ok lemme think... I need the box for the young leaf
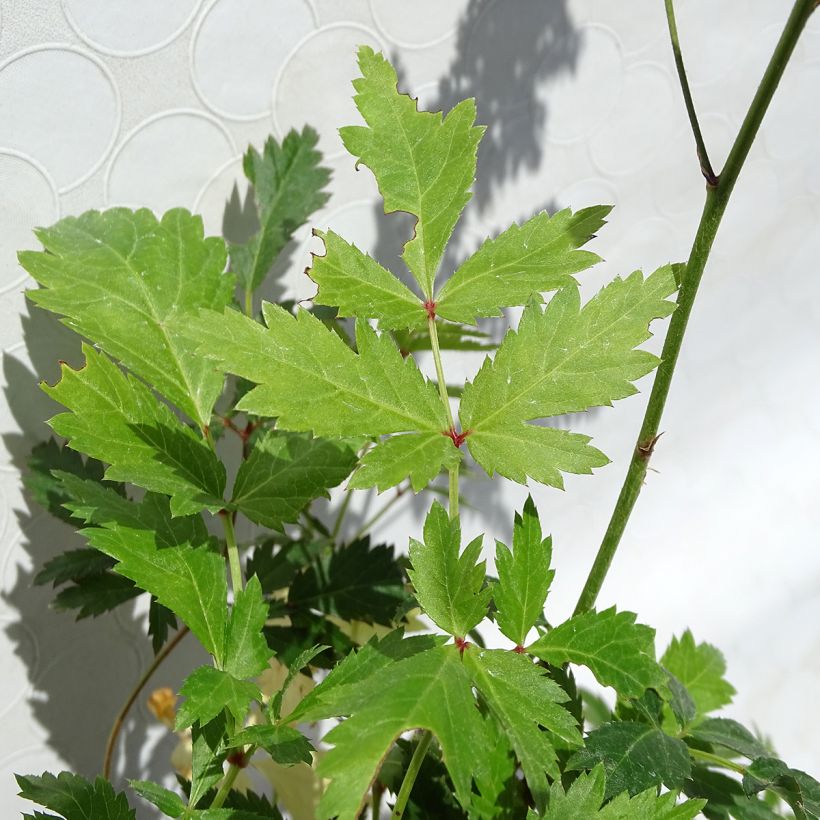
[189,713,229,809]
[231,128,330,293]
[689,717,768,760]
[528,607,666,699]
[129,780,185,817]
[195,304,446,436]
[231,431,357,530]
[16,771,135,819]
[567,722,691,799]
[493,495,554,646]
[436,206,610,324]
[44,345,225,515]
[25,438,114,524]
[176,666,261,730]
[340,46,484,297]
[288,538,407,624]
[316,646,487,819]
[464,648,581,812]
[309,230,425,329]
[231,725,314,766]
[269,644,327,722]
[224,576,272,679]
[542,764,705,819]
[59,476,228,664]
[459,267,677,487]
[408,502,492,637]
[22,207,232,426]
[348,433,461,493]
[661,630,736,720]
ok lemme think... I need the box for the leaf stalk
[391,730,434,819]
[575,0,817,615]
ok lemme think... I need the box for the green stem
[575,0,816,616]
[102,626,190,779]
[220,511,244,594]
[663,0,717,185]
[208,758,243,809]
[689,747,746,775]
[331,489,354,540]
[391,731,434,819]
[350,485,407,542]
[427,316,456,430]
[448,467,459,520]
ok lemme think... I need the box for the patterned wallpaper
[1,0,819,815]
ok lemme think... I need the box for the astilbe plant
[13,4,820,818]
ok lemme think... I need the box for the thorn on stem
[636,432,664,462]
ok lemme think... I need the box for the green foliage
[231,127,330,293]
[407,502,492,637]
[176,666,261,729]
[22,207,232,427]
[529,607,666,698]
[493,495,554,646]
[17,771,135,819]
[231,725,314,766]
[661,630,736,720]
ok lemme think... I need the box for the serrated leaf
[25,438,114,524]
[355,436,462,497]
[742,757,820,819]
[529,607,666,698]
[53,572,140,619]
[661,630,736,720]
[288,538,407,624]
[340,46,483,297]
[568,722,691,799]
[224,576,272,679]
[317,645,487,819]
[543,764,705,819]
[16,771,135,820]
[269,643,327,722]
[231,128,330,293]
[231,725,314,766]
[23,207,232,426]
[464,648,581,812]
[665,670,697,729]
[408,502,492,637]
[309,230,425,329]
[195,304,446,436]
[35,548,116,588]
[289,629,441,723]
[436,206,610,324]
[176,666,261,730]
[148,597,177,654]
[493,495,554,646]
[231,430,356,530]
[59,476,228,664]
[190,714,229,809]
[685,766,783,820]
[129,780,185,817]
[459,267,677,487]
[44,345,225,515]
[690,717,769,760]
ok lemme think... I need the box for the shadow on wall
[1,0,583,814]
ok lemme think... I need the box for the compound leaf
[309,230,425,329]
[464,648,581,812]
[436,206,610,324]
[44,345,225,515]
[16,771,135,820]
[661,630,736,721]
[568,722,691,799]
[231,431,357,530]
[529,607,666,699]
[23,207,232,426]
[408,502,492,637]
[460,267,677,488]
[347,432,461,493]
[493,495,554,646]
[195,304,446,436]
[316,646,486,819]
[340,46,484,297]
[232,128,330,293]
[176,666,261,730]
[59,476,228,665]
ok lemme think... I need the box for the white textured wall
[1,1,819,815]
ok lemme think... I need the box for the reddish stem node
[513,644,526,654]
[443,427,471,448]
[226,750,249,768]
[423,299,437,320]
[454,636,471,656]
